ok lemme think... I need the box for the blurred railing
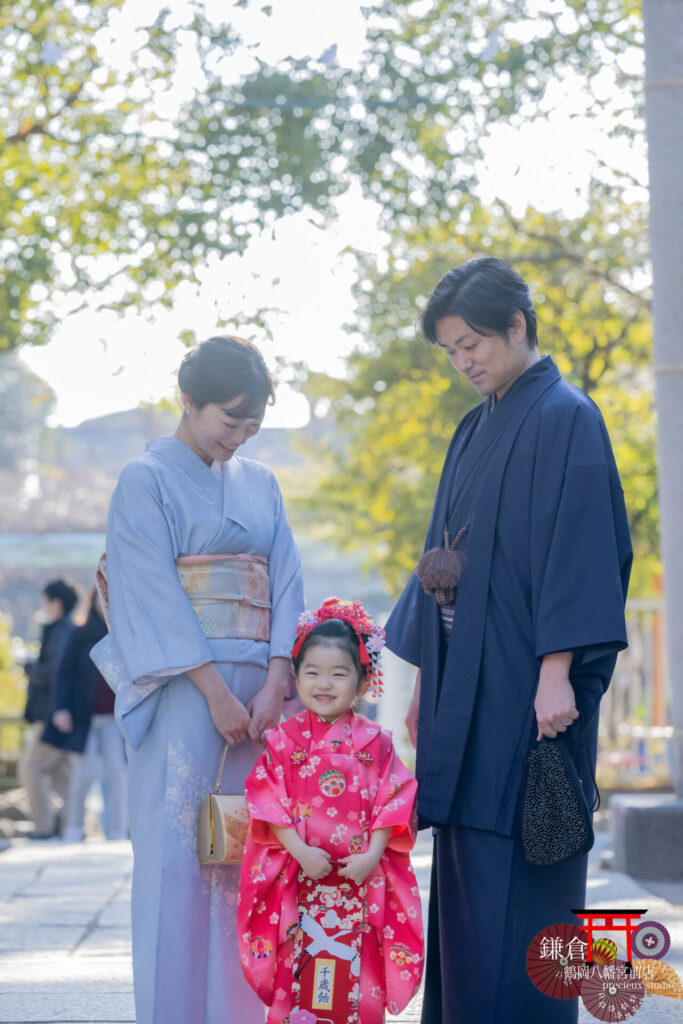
[597,596,674,789]
[0,715,28,791]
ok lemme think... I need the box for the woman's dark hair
[292,619,367,683]
[177,335,275,416]
[43,579,79,616]
[420,257,538,349]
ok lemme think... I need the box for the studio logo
[526,908,682,1020]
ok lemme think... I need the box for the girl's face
[177,393,263,466]
[296,641,367,724]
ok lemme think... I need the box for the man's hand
[534,651,579,740]
[405,670,421,749]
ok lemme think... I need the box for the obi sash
[96,552,271,642]
[175,553,270,642]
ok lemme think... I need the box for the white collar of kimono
[146,436,254,530]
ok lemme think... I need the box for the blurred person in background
[42,586,128,842]
[19,578,78,838]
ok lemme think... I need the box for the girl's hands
[337,851,380,885]
[248,657,291,743]
[297,845,333,880]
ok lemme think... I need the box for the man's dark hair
[420,257,538,349]
[43,579,79,616]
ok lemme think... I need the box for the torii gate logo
[525,908,682,1020]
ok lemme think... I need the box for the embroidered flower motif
[355,750,373,764]
[290,749,308,765]
[250,936,272,958]
[318,768,346,797]
[326,807,339,818]
[292,801,312,823]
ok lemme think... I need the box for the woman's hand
[534,651,579,740]
[52,710,73,734]
[405,670,421,749]
[248,657,291,743]
[188,662,259,745]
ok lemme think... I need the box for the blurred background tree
[3,0,655,593]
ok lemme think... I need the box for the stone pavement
[0,830,682,1024]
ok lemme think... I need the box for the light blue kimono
[91,436,304,1024]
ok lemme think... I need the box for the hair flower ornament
[292,597,386,696]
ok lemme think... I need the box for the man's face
[434,313,537,400]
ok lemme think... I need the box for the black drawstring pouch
[522,730,600,867]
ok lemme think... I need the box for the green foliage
[297,191,657,596]
[0,614,25,717]
[2,0,645,350]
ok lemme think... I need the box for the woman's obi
[92,551,273,749]
[175,553,271,642]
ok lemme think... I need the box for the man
[19,579,78,838]
[385,258,631,1022]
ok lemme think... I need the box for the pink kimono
[237,709,424,1023]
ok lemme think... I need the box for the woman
[91,336,305,1024]
[42,587,128,842]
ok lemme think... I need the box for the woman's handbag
[197,742,250,865]
[522,731,599,867]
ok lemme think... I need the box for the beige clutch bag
[197,742,250,865]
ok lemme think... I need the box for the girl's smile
[296,641,367,723]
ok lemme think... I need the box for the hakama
[237,710,424,1023]
[385,357,632,1022]
[92,437,304,1024]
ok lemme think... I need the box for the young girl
[238,598,424,1024]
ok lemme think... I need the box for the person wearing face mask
[384,258,632,1024]
[19,578,79,839]
[90,335,304,1024]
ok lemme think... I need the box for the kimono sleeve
[532,400,631,667]
[245,730,296,845]
[384,572,424,668]
[104,460,214,684]
[266,476,304,660]
[369,733,418,853]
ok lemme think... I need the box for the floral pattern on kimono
[237,710,424,1023]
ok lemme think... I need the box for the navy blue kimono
[385,356,632,1023]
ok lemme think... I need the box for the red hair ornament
[292,597,386,697]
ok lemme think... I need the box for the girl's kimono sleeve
[368,734,424,1014]
[91,460,214,748]
[266,475,304,660]
[370,732,418,852]
[238,731,299,1006]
